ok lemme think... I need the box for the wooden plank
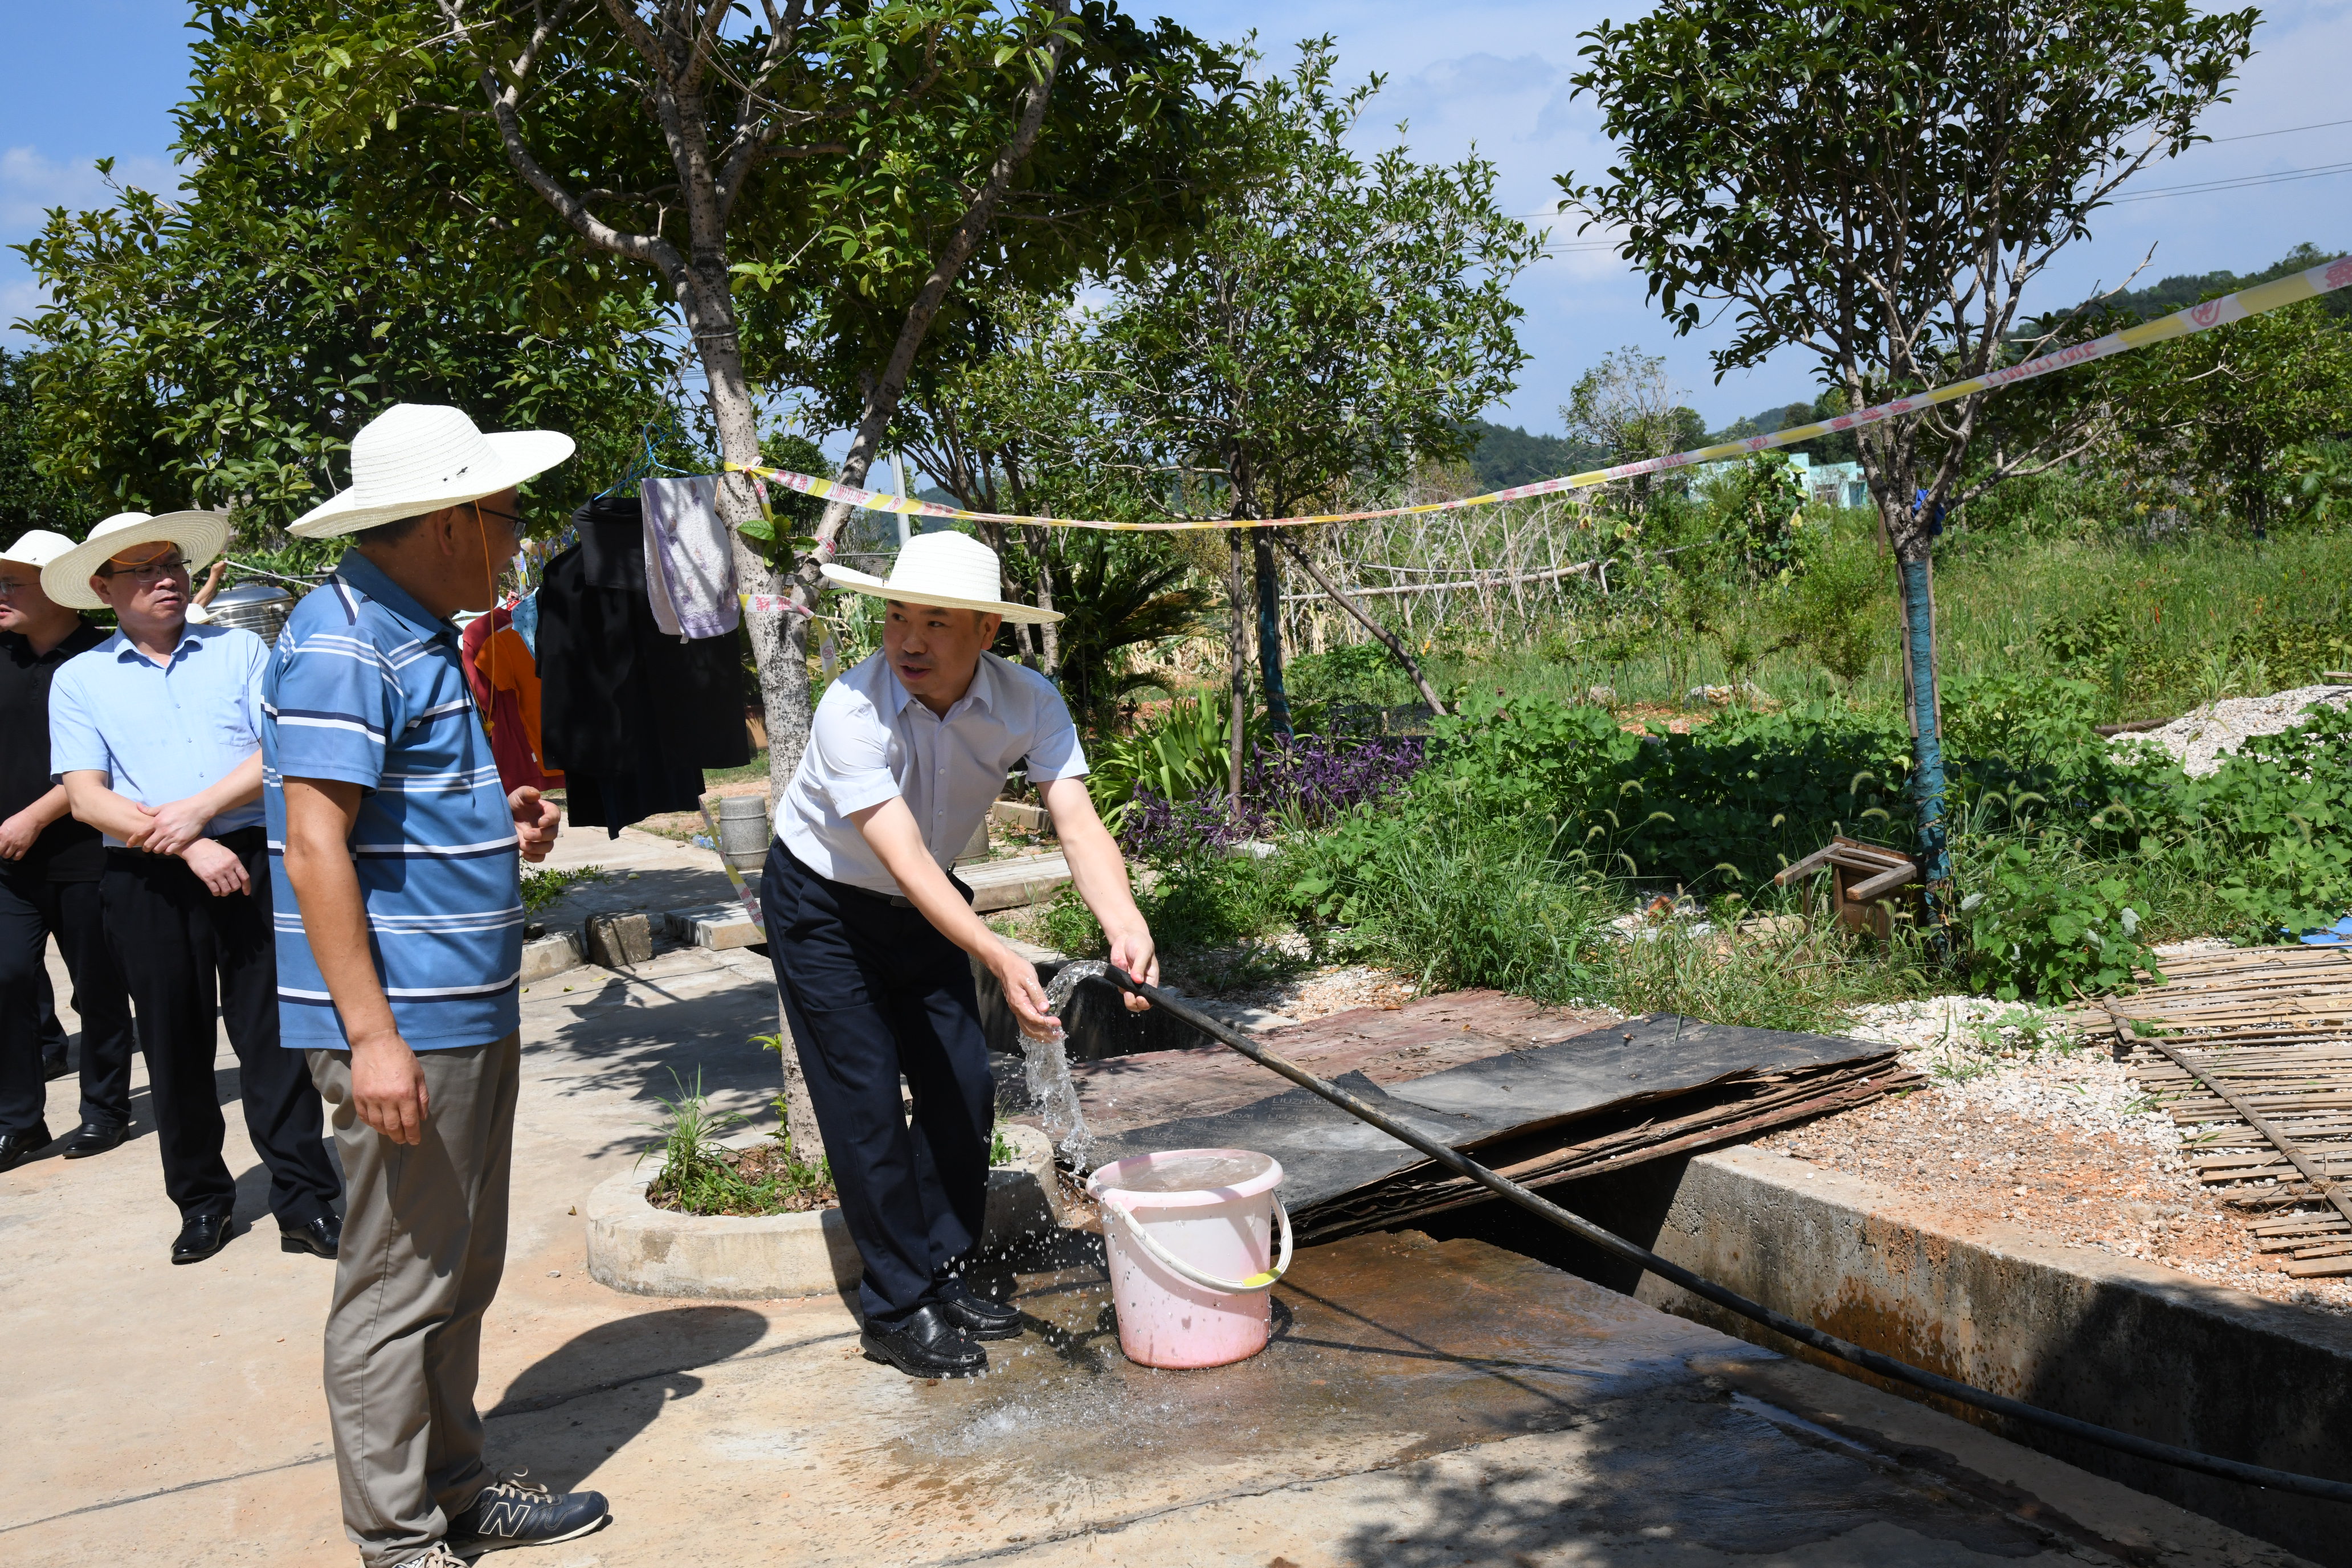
[1847,861,1918,903]
[1772,843,1842,886]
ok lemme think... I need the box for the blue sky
[3,1,2346,436]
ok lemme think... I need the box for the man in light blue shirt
[44,511,342,1266]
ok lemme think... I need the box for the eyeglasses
[98,553,190,582]
[0,577,33,598]
[470,503,522,530]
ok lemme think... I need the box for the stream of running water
[1024,960,1109,1170]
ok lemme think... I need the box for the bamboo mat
[2092,945,2352,1276]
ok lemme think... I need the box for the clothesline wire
[223,557,329,587]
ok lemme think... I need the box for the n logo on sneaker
[477,1500,534,1538]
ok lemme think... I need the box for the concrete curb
[586,1123,1062,1300]
[519,929,582,985]
[1554,1142,2352,1567]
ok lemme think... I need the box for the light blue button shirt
[48,623,269,844]
[778,650,1087,894]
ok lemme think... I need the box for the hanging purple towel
[640,474,740,640]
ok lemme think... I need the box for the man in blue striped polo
[268,405,609,1568]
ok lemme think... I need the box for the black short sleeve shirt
[0,620,108,882]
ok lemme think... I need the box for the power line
[2110,160,2352,202]
[2205,115,2352,143]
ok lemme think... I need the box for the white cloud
[0,146,181,345]
[0,145,177,232]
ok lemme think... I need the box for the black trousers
[0,869,134,1138]
[761,844,994,1328]
[38,966,68,1064]
[101,830,339,1226]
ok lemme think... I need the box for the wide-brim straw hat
[40,511,231,611]
[819,529,1063,624]
[290,402,575,539]
[1,529,79,571]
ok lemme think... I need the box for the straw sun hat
[820,530,1064,624]
[0,529,79,571]
[39,511,231,611]
[289,402,575,540]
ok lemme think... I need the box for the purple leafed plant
[1118,732,1426,860]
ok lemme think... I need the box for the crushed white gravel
[2109,683,2352,776]
[1841,996,2181,1149]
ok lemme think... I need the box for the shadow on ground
[484,1305,774,1493]
[526,974,784,1162]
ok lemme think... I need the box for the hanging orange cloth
[460,606,564,792]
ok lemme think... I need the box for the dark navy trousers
[0,868,135,1137]
[101,830,339,1226]
[760,843,994,1328]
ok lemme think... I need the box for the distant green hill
[1706,395,1859,464]
[1464,420,1610,488]
[2095,242,2347,324]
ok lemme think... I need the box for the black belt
[783,845,969,910]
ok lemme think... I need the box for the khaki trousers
[309,1034,520,1567]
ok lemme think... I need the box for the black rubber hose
[1091,966,2352,1505]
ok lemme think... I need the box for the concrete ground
[0,825,2310,1567]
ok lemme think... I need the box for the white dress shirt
[778,650,1087,893]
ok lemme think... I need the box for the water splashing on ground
[1024,961,1110,1170]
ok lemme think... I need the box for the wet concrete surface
[1,815,2313,1565]
[369,1231,2304,1567]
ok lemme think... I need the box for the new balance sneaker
[446,1472,609,1553]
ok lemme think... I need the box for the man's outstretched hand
[989,940,1061,1040]
[509,786,561,863]
[1106,927,1159,1013]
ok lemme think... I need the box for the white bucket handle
[1109,1194,1293,1293]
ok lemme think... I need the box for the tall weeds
[1351,818,1612,1004]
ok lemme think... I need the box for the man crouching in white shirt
[764,530,1157,1378]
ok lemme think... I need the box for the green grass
[1604,916,1931,1032]
[642,1068,834,1218]
[1386,519,2352,726]
[703,751,771,788]
[520,863,603,914]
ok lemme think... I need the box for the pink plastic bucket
[1087,1148,1291,1370]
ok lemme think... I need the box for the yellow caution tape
[730,254,2352,532]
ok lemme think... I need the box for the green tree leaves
[11,125,673,549]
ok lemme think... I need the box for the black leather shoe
[42,1054,70,1082]
[861,1302,988,1377]
[280,1212,342,1259]
[60,1121,128,1159]
[171,1212,234,1264]
[0,1124,53,1173]
[938,1282,1024,1340]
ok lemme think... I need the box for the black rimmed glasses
[98,552,190,582]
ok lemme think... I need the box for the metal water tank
[203,582,295,646]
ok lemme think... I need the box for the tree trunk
[1035,529,1059,676]
[1253,526,1292,739]
[1893,534,1951,929]
[688,280,826,1162]
[1226,529,1250,818]
[800,4,1073,590]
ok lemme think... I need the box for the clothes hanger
[593,407,705,501]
